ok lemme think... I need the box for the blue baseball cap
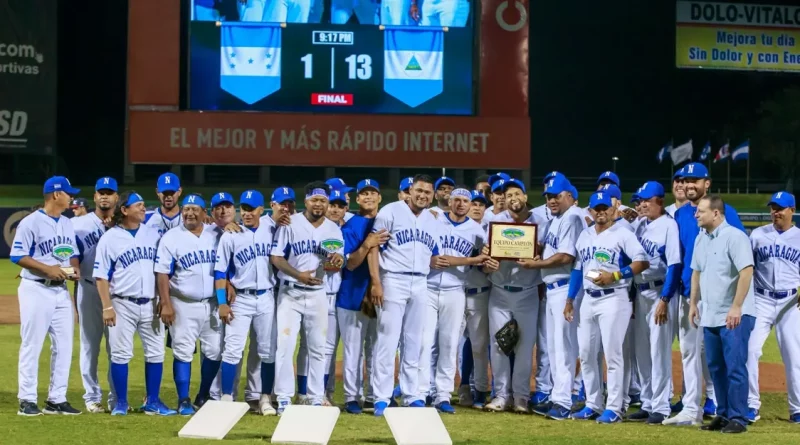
[673,168,685,180]
[435,176,455,190]
[568,185,579,201]
[43,176,80,195]
[181,194,206,208]
[599,183,622,201]
[325,178,353,193]
[329,189,348,205]
[680,162,709,179]
[491,179,507,192]
[768,191,795,208]
[399,176,413,192]
[597,171,620,186]
[240,190,265,208]
[630,192,641,204]
[471,190,487,203]
[589,191,613,209]
[211,192,234,207]
[95,176,118,192]
[71,198,88,209]
[500,178,526,194]
[543,171,565,184]
[488,172,511,187]
[357,179,380,193]
[271,186,296,204]
[542,176,571,196]
[637,181,666,200]
[157,173,181,193]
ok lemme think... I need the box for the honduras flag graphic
[220,23,282,105]
[384,28,444,108]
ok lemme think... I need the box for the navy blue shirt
[675,202,745,296]
[336,215,376,311]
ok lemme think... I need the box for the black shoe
[626,410,650,422]
[193,395,208,410]
[721,421,747,434]
[43,401,81,415]
[531,401,552,416]
[18,401,42,417]
[646,412,667,425]
[700,415,729,431]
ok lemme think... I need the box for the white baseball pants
[170,296,223,363]
[579,288,631,416]
[76,280,115,405]
[297,294,339,396]
[633,287,677,416]
[418,287,466,403]
[108,297,164,365]
[546,285,580,408]
[536,293,553,395]
[338,307,377,403]
[17,280,74,404]
[677,297,714,418]
[488,286,539,404]
[463,289,490,392]
[274,285,328,404]
[210,325,263,401]
[221,291,275,366]
[747,293,800,413]
[372,272,428,405]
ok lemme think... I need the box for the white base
[271,405,341,445]
[178,400,250,440]
[383,407,452,445]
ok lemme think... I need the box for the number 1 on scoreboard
[300,52,374,88]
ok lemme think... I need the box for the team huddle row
[10,166,799,434]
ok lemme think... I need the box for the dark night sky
[6,0,797,188]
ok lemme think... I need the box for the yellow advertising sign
[676,1,800,72]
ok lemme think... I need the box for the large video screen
[186,0,475,115]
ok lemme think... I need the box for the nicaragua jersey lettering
[215,222,275,291]
[272,213,345,289]
[574,222,647,292]
[750,224,800,293]
[144,207,182,237]
[634,214,681,283]
[487,210,547,289]
[541,206,583,284]
[93,224,160,299]
[428,213,485,290]
[72,213,109,282]
[10,210,79,281]
[373,201,440,275]
[155,224,219,301]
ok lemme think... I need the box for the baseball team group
[9,164,799,435]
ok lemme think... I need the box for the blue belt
[585,288,615,298]
[239,288,269,296]
[31,278,65,287]
[399,272,425,277]
[466,286,490,295]
[546,279,569,291]
[755,287,797,299]
[282,280,321,292]
[502,286,524,293]
[637,279,664,292]
[83,278,94,285]
[113,295,151,305]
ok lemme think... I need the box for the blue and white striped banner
[383,28,444,108]
[220,23,282,105]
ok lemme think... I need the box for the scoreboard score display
[188,22,475,115]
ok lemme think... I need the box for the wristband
[620,266,634,279]
[216,288,228,305]
[612,271,622,282]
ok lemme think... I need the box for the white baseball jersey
[215,223,275,291]
[72,212,108,282]
[144,208,182,237]
[665,203,678,218]
[486,210,547,289]
[532,204,553,222]
[272,213,345,289]
[751,224,800,292]
[574,222,647,292]
[540,206,583,284]
[372,201,441,275]
[93,225,160,299]
[633,214,681,283]
[427,214,485,290]
[630,216,646,233]
[615,216,634,232]
[154,225,218,300]
[11,210,79,281]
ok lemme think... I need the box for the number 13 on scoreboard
[303,30,373,89]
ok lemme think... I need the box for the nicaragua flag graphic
[384,28,444,108]
[220,23,282,105]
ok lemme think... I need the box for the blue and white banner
[699,141,711,161]
[220,23,282,105]
[732,140,750,162]
[657,141,671,163]
[384,28,444,108]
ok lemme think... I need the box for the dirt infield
[0,293,787,393]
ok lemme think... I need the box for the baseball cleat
[374,401,388,417]
[472,391,488,410]
[143,399,177,416]
[790,412,800,423]
[746,408,760,424]
[435,401,456,414]
[43,401,81,415]
[18,401,43,417]
[721,420,747,434]
[295,394,308,405]
[629,394,642,407]
[545,404,571,421]
[277,400,291,416]
[192,395,209,410]
[457,385,473,407]
[392,385,402,399]
[178,398,196,416]
[596,409,622,424]
[85,401,106,414]
[409,400,425,408]
[703,398,717,418]
[425,395,434,407]
[362,400,375,412]
[700,415,729,431]
[344,401,362,414]
[662,410,702,426]
[625,410,650,422]
[646,412,667,425]
[259,395,277,416]
[670,397,683,414]
[246,400,259,413]
[571,406,600,420]
[530,391,551,405]
[484,397,508,412]
[513,399,529,414]
[111,402,129,416]
[531,401,553,416]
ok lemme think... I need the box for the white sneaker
[259,395,277,416]
[484,397,508,412]
[221,394,233,402]
[85,402,106,414]
[457,385,473,407]
[513,398,529,414]
[662,410,702,426]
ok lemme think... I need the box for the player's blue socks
[198,358,221,399]
[173,359,192,401]
[221,361,238,395]
[111,362,129,404]
[324,374,330,391]
[297,375,308,395]
[510,353,516,375]
[261,362,275,395]
[145,362,164,403]
[460,338,473,385]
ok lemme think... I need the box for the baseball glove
[360,284,378,318]
[495,318,519,356]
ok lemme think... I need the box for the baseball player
[483,180,508,225]
[430,176,455,213]
[419,187,489,414]
[665,170,688,217]
[746,191,800,424]
[398,177,414,201]
[597,171,620,189]
[368,174,442,416]
[144,173,183,237]
[482,178,546,413]
[215,190,277,416]
[326,178,356,223]
[155,194,223,416]
[193,0,221,21]
[474,174,491,198]
[73,177,119,413]
[261,0,311,25]
[566,191,649,423]
[522,175,583,419]
[94,191,176,416]
[382,0,415,25]
[626,181,680,425]
[419,0,469,26]
[271,182,345,413]
[71,198,89,217]
[12,176,82,416]
[668,162,743,425]
[329,0,379,23]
